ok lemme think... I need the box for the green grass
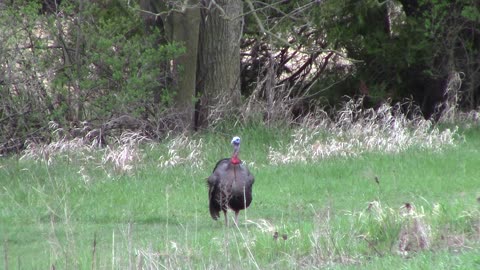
[1,124,479,269]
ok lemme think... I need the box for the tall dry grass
[20,124,149,177]
[157,134,204,169]
[268,98,458,165]
[20,97,462,172]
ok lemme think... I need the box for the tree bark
[164,1,201,130]
[195,0,243,128]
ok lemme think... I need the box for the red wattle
[231,155,240,165]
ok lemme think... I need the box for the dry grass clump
[20,122,96,165]
[434,206,480,252]
[306,207,360,268]
[305,203,439,267]
[103,224,198,270]
[269,98,458,165]
[20,123,149,174]
[395,203,431,256]
[157,134,204,169]
[133,243,198,269]
[19,120,206,175]
[364,201,431,255]
[102,131,150,173]
[342,200,480,259]
[20,137,92,165]
[434,71,480,127]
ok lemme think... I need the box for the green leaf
[461,6,480,22]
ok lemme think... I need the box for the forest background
[1,0,479,153]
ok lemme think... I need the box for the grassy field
[1,121,480,269]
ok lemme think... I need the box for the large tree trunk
[195,0,243,128]
[140,0,200,130]
[165,1,200,130]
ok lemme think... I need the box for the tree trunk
[165,1,201,130]
[140,0,200,130]
[195,0,243,128]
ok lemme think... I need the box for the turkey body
[207,158,254,225]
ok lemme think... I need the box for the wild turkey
[207,136,254,225]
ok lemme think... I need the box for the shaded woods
[1,0,479,154]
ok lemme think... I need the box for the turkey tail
[209,196,221,220]
[208,185,221,220]
[209,202,221,220]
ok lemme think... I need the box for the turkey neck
[230,143,240,165]
[231,143,240,184]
